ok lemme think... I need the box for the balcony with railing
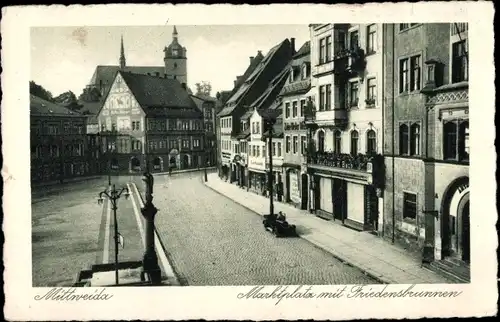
[333,47,366,77]
[308,151,384,186]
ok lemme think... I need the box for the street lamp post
[98,184,130,285]
[266,117,276,217]
[203,104,209,182]
[141,172,162,284]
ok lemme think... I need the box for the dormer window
[289,68,294,82]
[302,64,308,79]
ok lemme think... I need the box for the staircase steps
[428,258,470,283]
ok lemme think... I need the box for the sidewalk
[204,173,453,284]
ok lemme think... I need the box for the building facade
[218,39,294,183]
[383,23,469,278]
[280,41,311,209]
[305,23,385,232]
[30,95,89,183]
[191,95,218,166]
[97,71,203,174]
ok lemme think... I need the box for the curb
[152,167,217,177]
[130,182,186,286]
[202,177,391,285]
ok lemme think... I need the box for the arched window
[317,130,325,153]
[350,130,359,155]
[443,121,457,159]
[458,120,469,161]
[334,130,342,153]
[366,130,377,154]
[399,124,409,155]
[410,123,420,156]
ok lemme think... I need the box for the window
[272,142,276,156]
[367,24,376,53]
[366,78,376,106]
[326,36,332,62]
[256,122,260,134]
[334,130,342,153]
[301,136,307,155]
[452,40,468,83]
[325,84,332,110]
[256,146,260,157]
[319,86,325,111]
[337,30,346,52]
[403,192,417,220]
[182,139,190,149]
[410,124,420,156]
[451,23,468,36]
[319,38,326,64]
[285,102,290,118]
[400,23,419,31]
[302,64,308,79]
[182,121,189,130]
[400,55,421,93]
[293,136,298,154]
[292,101,298,117]
[349,30,359,50]
[349,81,359,107]
[443,120,468,161]
[277,142,282,157]
[262,146,266,158]
[367,130,377,154]
[317,131,325,153]
[193,139,200,148]
[399,124,409,155]
[252,145,256,157]
[300,100,306,117]
[112,123,117,132]
[410,55,421,91]
[286,136,291,153]
[399,59,409,93]
[350,130,359,155]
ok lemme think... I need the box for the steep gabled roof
[293,41,310,58]
[112,71,202,118]
[249,63,290,110]
[90,65,165,89]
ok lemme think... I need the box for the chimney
[250,56,254,64]
[257,50,262,56]
[290,38,296,54]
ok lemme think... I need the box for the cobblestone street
[152,172,379,285]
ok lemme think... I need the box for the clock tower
[163,26,188,88]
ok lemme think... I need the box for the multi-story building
[30,95,89,183]
[245,63,289,196]
[218,39,294,183]
[191,94,218,166]
[97,71,203,173]
[383,23,469,280]
[280,41,311,209]
[305,24,385,232]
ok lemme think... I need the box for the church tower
[119,35,126,70]
[163,26,188,88]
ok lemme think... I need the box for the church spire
[119,35,126,70]
[172,26,178,42]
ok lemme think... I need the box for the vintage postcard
[1,2,497,321]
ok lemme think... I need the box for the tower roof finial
[173,25,178,36]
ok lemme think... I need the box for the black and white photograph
[2,3,497,321]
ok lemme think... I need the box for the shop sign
[289,170,301,203]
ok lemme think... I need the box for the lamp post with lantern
[97,184,130,285]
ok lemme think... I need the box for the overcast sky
[30,25,309,97]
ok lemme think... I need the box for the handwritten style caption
[237,285,463,305]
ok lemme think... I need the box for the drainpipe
[381,23,385,237]
[391,24,396,244]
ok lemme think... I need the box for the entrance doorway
[182,155,189,169]
[461,201,470,263]
[301,173,308,210]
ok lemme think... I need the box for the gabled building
[97,71,203,173]
[218,38,295,182]
[383,23,469,281]
[30,95,89,183]
[280,41,312,209]
[244,65,289,196]
[305,24,385,232]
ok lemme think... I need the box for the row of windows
[31,143,85,158]
[317,78,378,111]
[398,120,469,161]
[284,100,307,118]
[32,123,85,135]
[285,135,307,155]
[317,129,377,155]
[289,64,310,82]
[103,137,201,153]
[318,24,377,65]
[398,39,468,94]
[221,118,232,128]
